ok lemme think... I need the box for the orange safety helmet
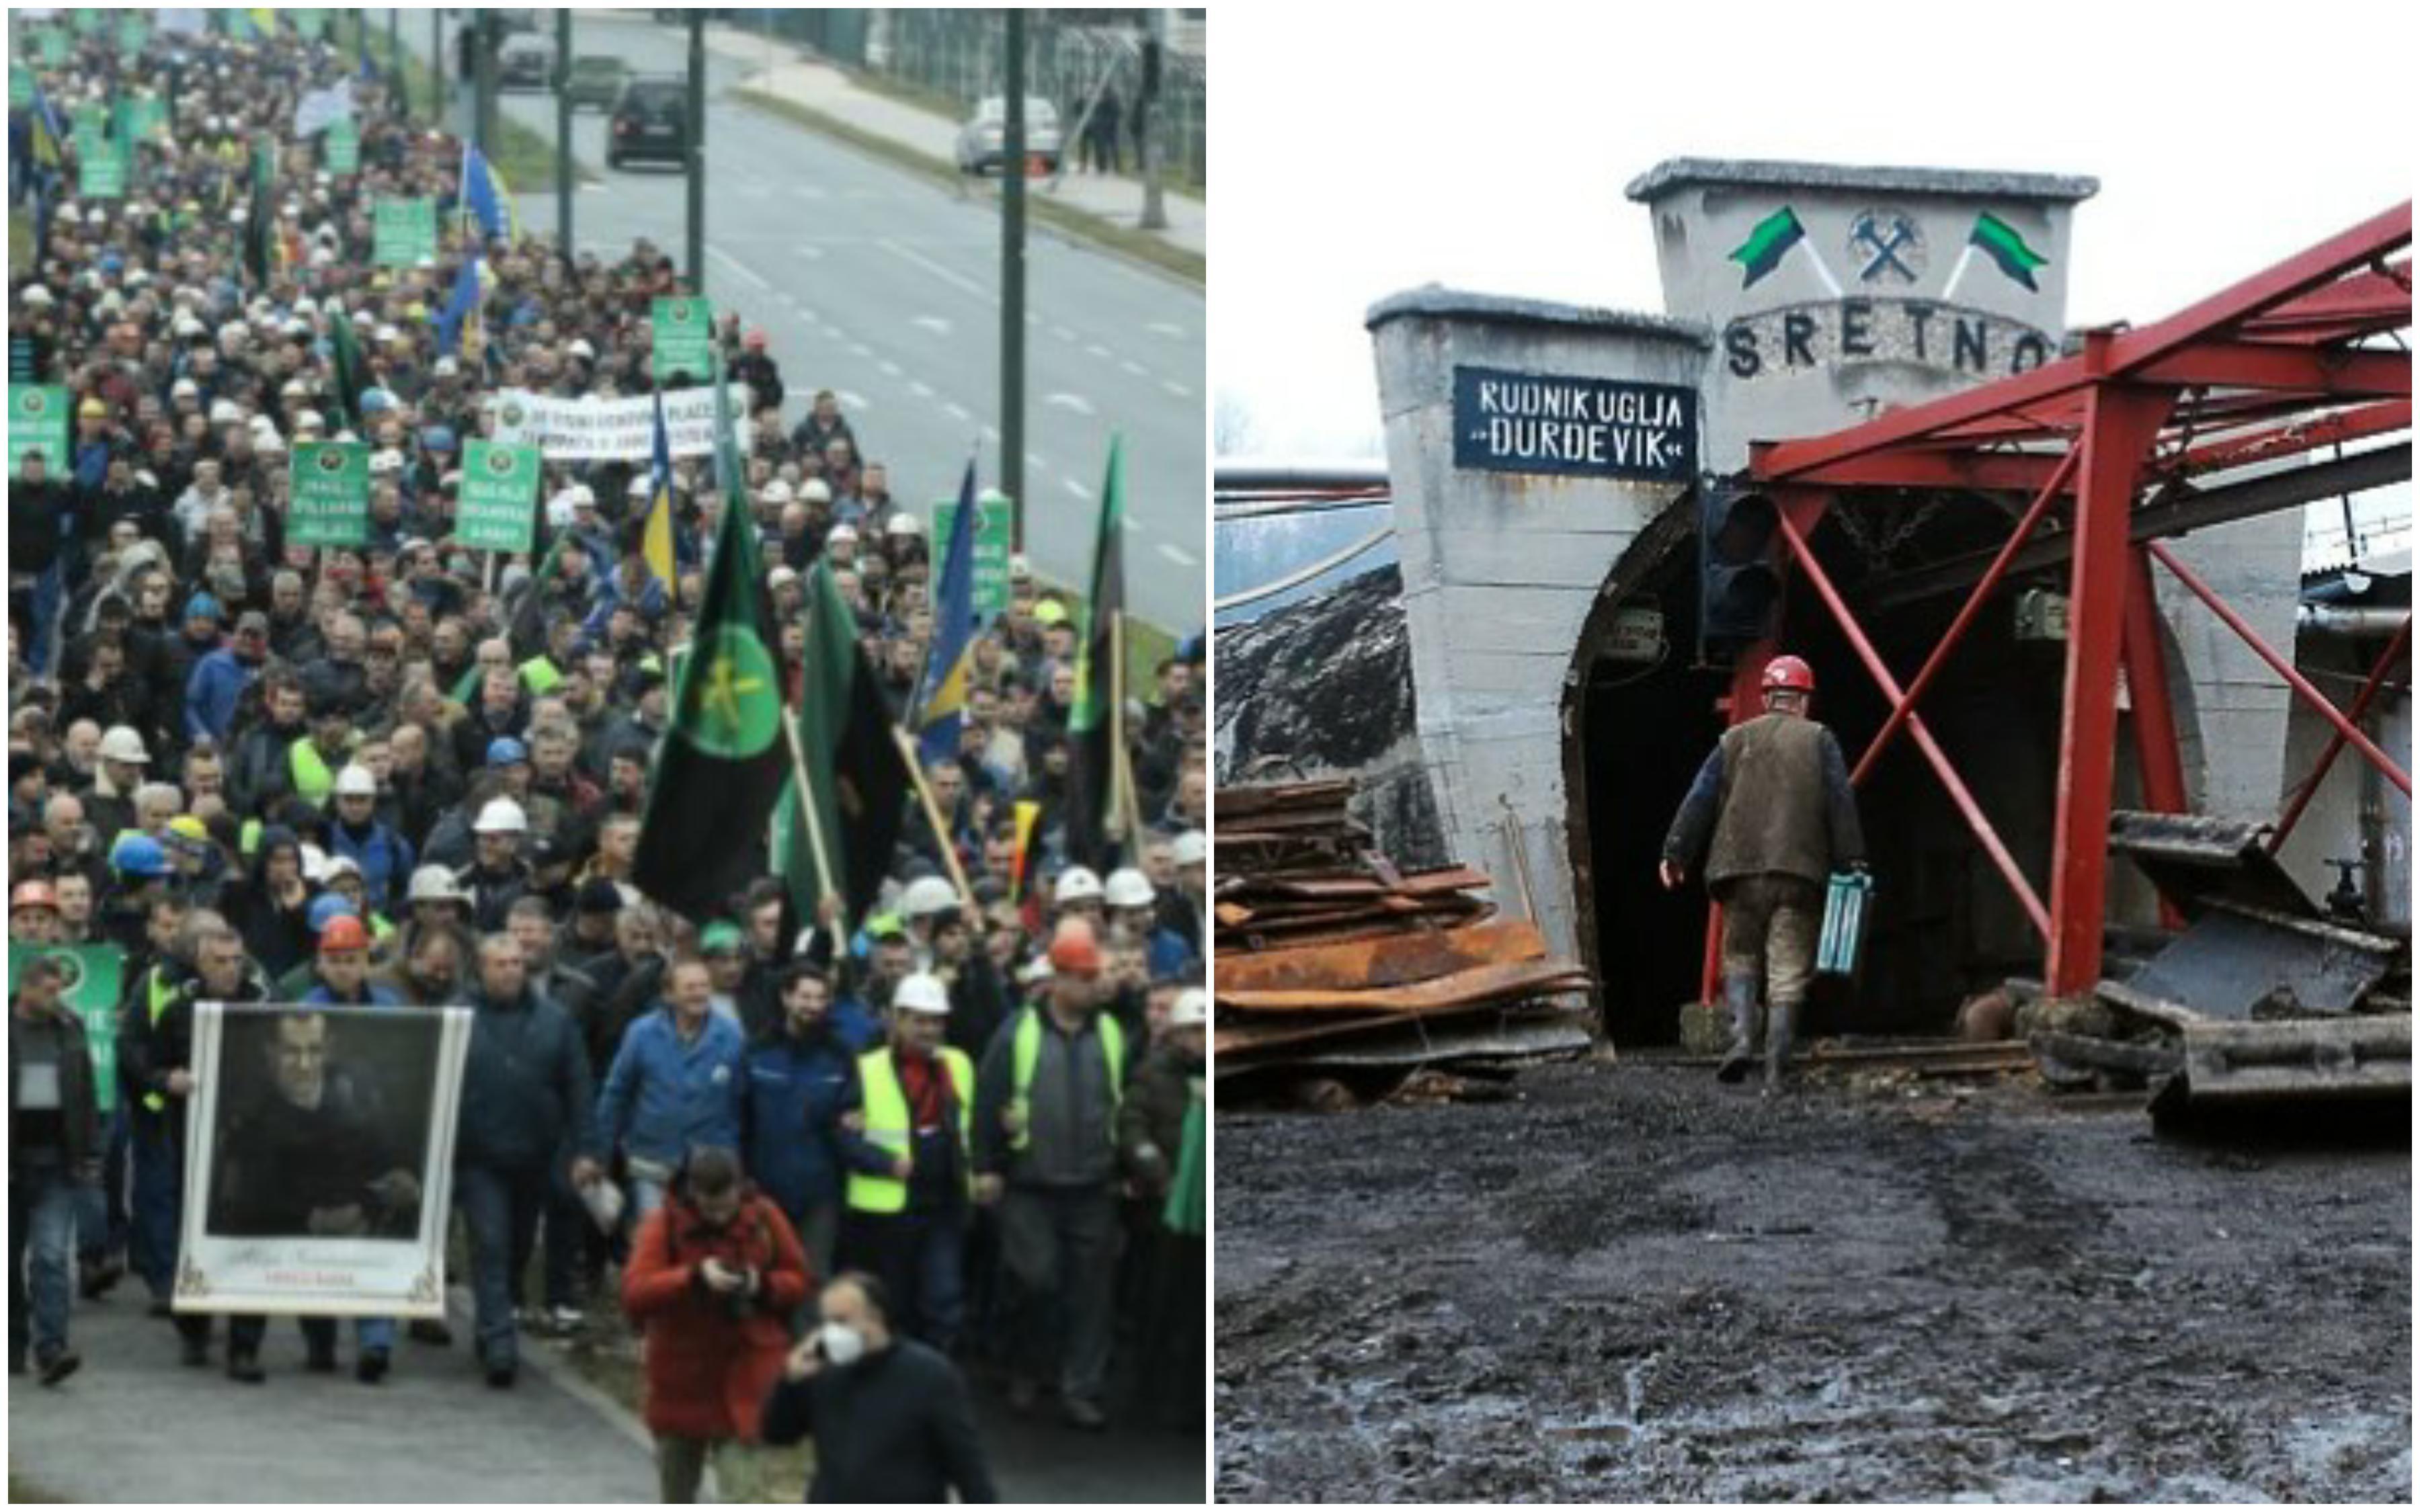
[1762,655,1817,696]
[10,880,60,914]
[317,915,372,954]
[1047,917,1102,976]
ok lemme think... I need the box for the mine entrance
[1569,501,2089,1046]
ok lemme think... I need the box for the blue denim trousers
[129,1115,183,1300]
[455,1163,548,1368]
[11,1165,84,1359]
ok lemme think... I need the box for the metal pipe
[2270,614,2413,851]
[1852,448,2079,785]
[2146,540,2412,798]
[2298,604,2416,635]
[1774,501,2053,939]
[1000,9,1027,548]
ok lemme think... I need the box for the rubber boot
[1763,999,1799,1094]
[1716,974,1759,1084]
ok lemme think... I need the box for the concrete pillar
[1367,288,1709,960]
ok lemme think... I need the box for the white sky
[1211,0,2419,463]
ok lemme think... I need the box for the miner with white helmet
[457,798,532,933]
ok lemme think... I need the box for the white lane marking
[912,315,951,336]
[739,182,771,200]
[1025,451,1047,470]
[878,359,903,377]
[1051,325,1076,341]
[1084,343,1111,359]
[944,402,972,421]
[848,343,872,358]
[1162,379,1191,398]
[881,237,989,300]
[1044,392,1095,416]
[1157,542,1197,567]
[980,424,1001,443]
[1147,321,1186,339]
[1119,358,1147,377]
[908,380,934,398]
[707,246,770,291]
[1063,478,1093,501]
[793,185,829,201]
[794,244,825,260]
[837,390,871,411]
[1121,513,1145,534]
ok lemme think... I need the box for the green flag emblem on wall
[1729,207,1808,289]
[1969,212,2050,291]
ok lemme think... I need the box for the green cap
[700,921,745,954]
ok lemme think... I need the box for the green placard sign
[289,9,329,41]
[323,117,360,175]
[8,943,126,1113]
[37,29,69,67]
[9,63,32,110]
[116,14,147,52]
[289,442,372,547]
[372,197,439,267]
[71,9,104,36]
[934,488,1016,622]
[71,100,107,144]
[121,94,169,143]
[9,384,72,477]
[651,297,714,383]
[78,143,127,198]
[458,442,542,554]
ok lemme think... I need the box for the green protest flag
[630,450,792,923]
[9,943,127,1114]
[71,100,108,146]
[934,487,1015,622]
[289,9,329,41]
[71,9,104,36]
[326,308,371,431]
[774,560,911,927]
[9,385,72,477]
[324,117,360,175]
[288,442,372,547]
[651,297,713,384]
[116,13,147,53]
[372,198,439,267]
[1066,435,1130,868]
[458,442,542,554]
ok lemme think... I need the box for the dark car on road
[608,78,690,169]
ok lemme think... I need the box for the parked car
[497,31,555,90]
[953,95,1062,176]
[607,78,691,169]
[562,55,630,111]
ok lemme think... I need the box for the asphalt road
[396,11,1205,635]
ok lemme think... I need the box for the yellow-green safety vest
[139,966,177,1113]
[287,736,336,807]
[846,1046,975,1215]
[1007,1009,1124,1153]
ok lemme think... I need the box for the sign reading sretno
[1451,366,1696,482]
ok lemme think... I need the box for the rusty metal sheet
[1229,868,1495,902]
[2156,1013,2411,1107]
[2108,810,2317,919]
[1215,958,1594,1015]
[1239,1017,1596,1073]
[1214,920,1550,995]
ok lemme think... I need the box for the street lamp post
[556,10,573,261]
[686,13,705,295]
[1002,9,1028,546]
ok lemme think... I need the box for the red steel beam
[1851,448,2081,785]
[1773,494,2052,939]
[1744,446,2071,494]
[2046,379,2176,997]
[2146,540,2413,798]
[1758,202,2411,480]
[2132,343,2410,397]
[2120,547,2191,931]
[2165,399,2412,478]
[2269,614,2413,852]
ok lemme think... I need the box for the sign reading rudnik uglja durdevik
[1452,367,1696,482]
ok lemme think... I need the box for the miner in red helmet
[1659,653,1865,1089]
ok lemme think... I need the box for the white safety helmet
[1172,830,1208,867]
[407,864,471,905]
[891,972,951,1017]
[97,726,152,765]
[901,876,961,919]
[473,797,528,835]
[1053,866,1103,906]
[1167,989,1209,1030]
[333,765,377,798]
[1104,868,1156,909]
[299,843,329,884]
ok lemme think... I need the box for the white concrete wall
[2152,513,2308,823]
[1368,290,1709,960]
[2273,645,2413,928]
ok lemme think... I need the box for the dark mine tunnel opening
[1572,501,2077,1047]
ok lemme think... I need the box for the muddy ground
[1215,1062,2410,1503]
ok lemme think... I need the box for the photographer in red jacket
[620,1146,809,1503]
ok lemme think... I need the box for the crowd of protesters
[7,15,1207,1494]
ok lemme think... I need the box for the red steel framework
[1707,202,2413,1001]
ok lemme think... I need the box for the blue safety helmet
[486,736,529,767]
[112,833,172,880]
[307,892,357,934]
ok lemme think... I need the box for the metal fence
[774,9,1205,188]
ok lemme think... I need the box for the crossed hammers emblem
[1850,211,1921,284]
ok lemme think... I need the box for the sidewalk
[7,1290,655,1503]
[696,22,1207,263]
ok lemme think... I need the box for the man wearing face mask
[620,1146,808,1505]
[760,1271,998,1504]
